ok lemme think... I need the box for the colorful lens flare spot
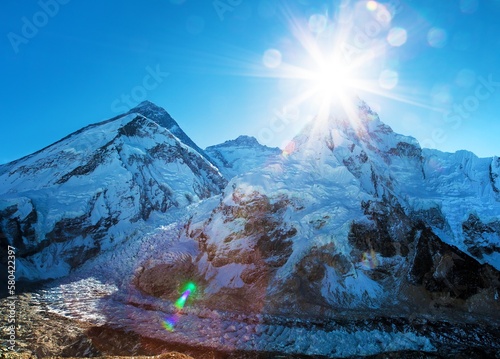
[282,141,296,158]
[361,249,379,269]
[427,27,448,48]
[263,49,282,69]
[308,14,328,34]
[366,1,378,12]
[185,282,197,292]
[162,316,178,332]
[162,282,197,332]
[175,282,196,310]
[379,70,398,90]
[387,27,407,47]
[175,290,190,310]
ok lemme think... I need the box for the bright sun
[312,59,352,99]
[234,1,425,135]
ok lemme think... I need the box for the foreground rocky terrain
[1,285,499,358]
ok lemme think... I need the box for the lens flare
[308,14,328,34]
[361,249,379,269]
[195,0,441,147]
[263,48,282,68]
[282,141,296,157]
[312,59,353,99]
[174,291,190,310]
[427,27,448,48]
[459,0,479,14]
[379,70,398,89]
[366,1,378,12]
[162,316,178,332]
[185,282,197,292]
[163,282,197,332]
[387,27,407,47]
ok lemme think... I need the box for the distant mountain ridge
[206,135,282,179]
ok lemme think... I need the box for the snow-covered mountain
[134,100,499,317]
[1,99,499,357]
[125,101,215,165]
[0,102,226,280]
[205,135,281,179]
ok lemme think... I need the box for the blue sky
[1,0,500,164]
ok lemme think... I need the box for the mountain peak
[131,100,166,114]
[126,101,215,166]
[135,100,157,107]
[210,135,263,149]
[290,98,418,158]
[128,101,176,128]
[234,135,260,145]
[205,135,281,179]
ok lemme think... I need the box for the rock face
[0,104,226,280]
[407,223,498,302]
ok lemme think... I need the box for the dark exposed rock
[388,141,423,158]
[462,213,500,260]
[0,202,38,256]
[408,222,499,300]
[2,101,500,358]
[64,245,102,268]
[256,227,296,267]
[349,196,410,258]
[195,192,295,270]
[349,221,399,257]
[118,115,157,138]
[0,109,227,279]
[43,214,107,269]
[412,206,448,231]
[56,140,114,185]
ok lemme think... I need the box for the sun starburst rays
[272,4,385,132]
[173,1,439,150]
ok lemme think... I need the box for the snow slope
[205,135,281,180]
[0,107,226,280]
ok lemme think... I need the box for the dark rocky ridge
[128,101,216,167]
